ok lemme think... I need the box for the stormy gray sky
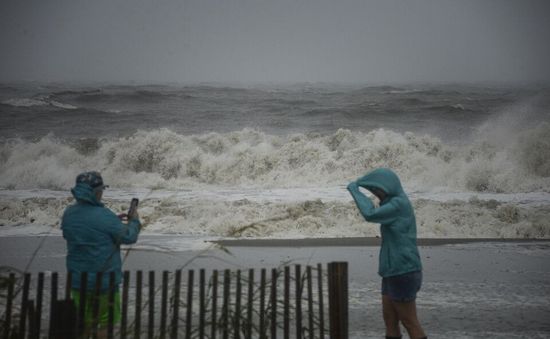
[1,0,549,83]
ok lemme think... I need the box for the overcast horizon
[1,0,550,84]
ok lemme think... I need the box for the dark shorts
[382,270,422,302]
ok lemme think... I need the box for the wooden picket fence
[0,262,348,339]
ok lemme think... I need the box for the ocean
[1,82,549,240]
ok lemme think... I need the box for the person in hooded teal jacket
[347,168,427,339]
[62,171,141,335]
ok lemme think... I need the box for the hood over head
[71,182,104,206]
[356,168,405,198]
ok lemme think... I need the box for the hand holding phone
[127,198,139,220]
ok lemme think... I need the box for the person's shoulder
[62,201,83,217]
[90,204,117,217]
[388,195,412,210]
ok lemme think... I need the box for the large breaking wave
[1,125,549,193]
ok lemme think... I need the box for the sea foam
[1,194,549,239]
[1,126,549,193]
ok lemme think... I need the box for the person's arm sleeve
[103,210,141,245]
[347,181,398,224]
[355,175,374,188]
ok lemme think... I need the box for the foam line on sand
[211,237,550,247]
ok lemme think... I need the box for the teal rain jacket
[62,183,141,291]
[347,168,422,277]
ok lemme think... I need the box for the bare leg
[392,300,426,339]
[382,295,401,337]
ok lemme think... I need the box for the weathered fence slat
[121,270,130,339]
[107,272,115,339]
[148,271,155,339]
[160,270,169,339]
[4,273,15,339]
[284,266,290,339]
[222,269,231,339]
[32,272,44,339]
[135,270,143,339]
[317,263,325,339]
[307,266,314,339]
[65,271,72,300]
[296,265,302,339]
[18,273,31,339]
[185,270,194,339]
[171,269,182,339]
[77,271,88,337]
[47,272,57,339]
[234,270,242,339]
[270,268,278,339]
[27,299,36,339]
[246,269,254,339]
[199,269,206,339]
[91,272,103,339]
[211,270,218,339]
[259,268,266,339]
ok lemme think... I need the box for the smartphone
[128,198,139,218]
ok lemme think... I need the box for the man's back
[62,174,140,291]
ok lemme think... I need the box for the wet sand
[212,236,548,247]
[1,236,549,338]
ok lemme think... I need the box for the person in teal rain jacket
[62,171,141,335]
[347,168,427,339]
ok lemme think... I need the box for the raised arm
[103,210,141,245]
[347,182,398,224]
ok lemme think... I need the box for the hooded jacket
[347,168,421,277]
[62,183,141,291]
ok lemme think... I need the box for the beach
[1,235,549,338]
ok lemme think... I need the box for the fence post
[328,262,348,339]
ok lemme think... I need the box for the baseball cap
[75,171,109,190]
